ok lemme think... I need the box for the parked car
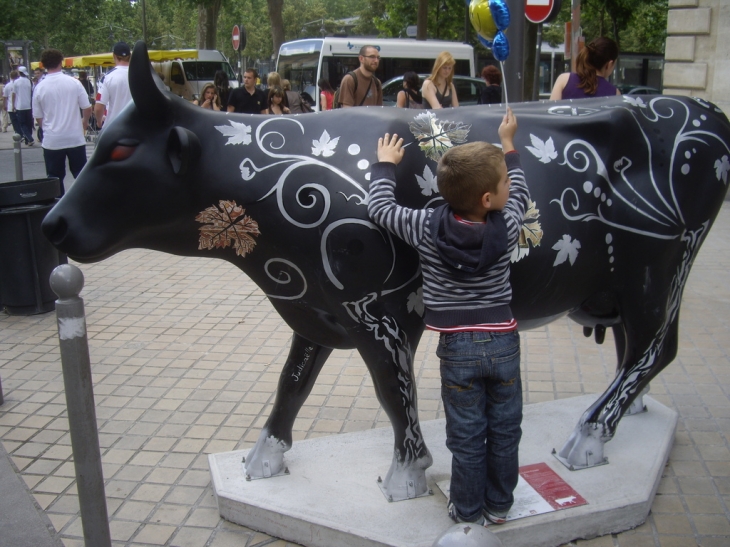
[618,84,661,95]
[381,75,488,107]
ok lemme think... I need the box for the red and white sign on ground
[232,25,241,51]
[437,462,587,523]
[516,463,587,513]
[525,0,561,24]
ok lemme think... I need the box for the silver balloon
[432,523,503,547]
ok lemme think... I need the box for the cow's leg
[244,333,332,479]
[344,293,432,501]
[560,227,706,469]
[560,315,679,469]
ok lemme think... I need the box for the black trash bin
[0,178,67,315]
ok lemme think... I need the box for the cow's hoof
[554,422,608,470]
[379,450,434,502]
[244,430,290,479]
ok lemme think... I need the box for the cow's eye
[110,145,137,161]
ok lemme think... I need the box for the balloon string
[500,60,508,109]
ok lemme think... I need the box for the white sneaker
[483,509,508,525]
[447,500,487,526]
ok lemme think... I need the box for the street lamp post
[300,19,326,38]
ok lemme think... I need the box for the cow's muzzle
[41,211,68,248]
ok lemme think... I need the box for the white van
[276,37,475,110]
[153,50,238,101]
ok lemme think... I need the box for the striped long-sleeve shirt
[368,152,530,330]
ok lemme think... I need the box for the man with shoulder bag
[335,45,383,108]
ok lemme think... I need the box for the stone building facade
[663,0,729,114]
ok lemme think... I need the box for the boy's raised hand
[498,107,518,153]
[377,133,405,165]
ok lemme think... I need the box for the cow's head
[42,41,203,262]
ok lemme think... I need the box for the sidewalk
[1,143,729,546]
[0,127,95,185]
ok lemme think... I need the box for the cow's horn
[130,40,171,119]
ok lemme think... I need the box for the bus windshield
[277,39,323,93]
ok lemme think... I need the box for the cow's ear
[168,127,201,176]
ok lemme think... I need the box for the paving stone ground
[1,125,729,545]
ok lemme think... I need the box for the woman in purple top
[550,37,621,100]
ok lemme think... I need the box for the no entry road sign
[525,0,562,25]
[232,25,241,51]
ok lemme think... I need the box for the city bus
[276,37,475,110]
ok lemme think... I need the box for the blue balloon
[489,0,511,31]
[493,31,510,61]
[477,33,494,49]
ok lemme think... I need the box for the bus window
[277,52,320,92]
[324,56,472,90]
[325,57,361,89]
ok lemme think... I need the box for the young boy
[368,108,528,526]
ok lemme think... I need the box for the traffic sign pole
[532,23,543,101]
[571,0,580,72]
[525,0,562,100]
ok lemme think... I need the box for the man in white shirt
[2,75,15,133]
[12,66,35,145]
[94,42,132,129]
[32,49,92,195]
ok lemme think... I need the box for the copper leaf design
[409,112,471,161]
[196,200,260,257]
[519,200,543,249]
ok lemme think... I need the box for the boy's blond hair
[437,142,505,214]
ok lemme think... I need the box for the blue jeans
[43,146,87,196]
[16,109,34,144]
[8,111,21,135]
[437,330,522,522]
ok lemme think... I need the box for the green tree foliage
[2,0,667,67]
[619,0,667,53]
[1,0,106,57]
[217,0,274,65]
[0,0,209,59]
[355,0,469,40]
[543,0,667,53]
[215,0,367,71]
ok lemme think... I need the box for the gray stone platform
[210,394,677,547]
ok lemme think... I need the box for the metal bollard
[0,375,4,405]
[13,134,23,181]
[50,264,111,547]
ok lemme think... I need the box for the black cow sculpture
[43,43,730,499]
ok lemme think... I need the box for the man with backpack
[336,45,382,108]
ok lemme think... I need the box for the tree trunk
[417,0,428,40]
[268,0,286,59]
[197,0,222,50]
[196,6,207,49]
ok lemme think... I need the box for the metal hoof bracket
[376,475,433,502]
[552,447,609,471]
[242,458,290,481]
